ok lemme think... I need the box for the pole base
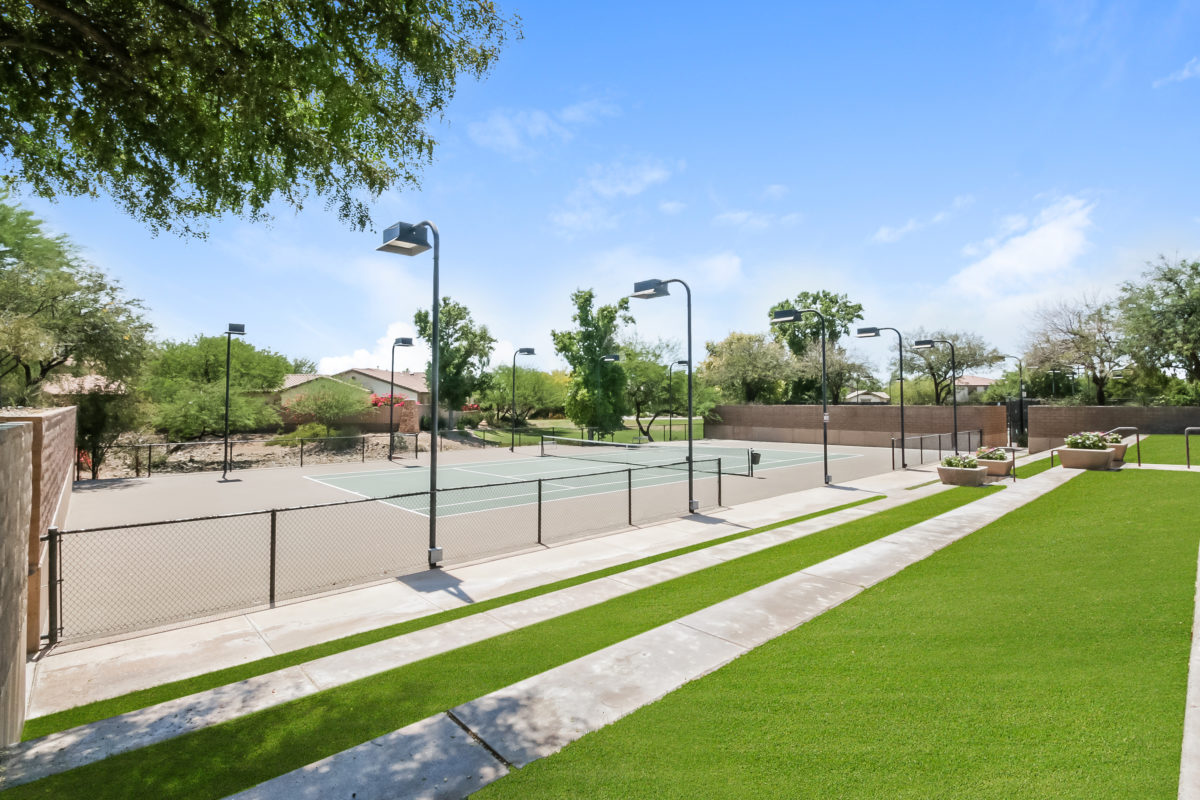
[428,546,444,567]
[688,500,699,513]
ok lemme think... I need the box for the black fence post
[269,510,277,605]
[537,479,543,544]
[627,469,633,526]
[300,439,304,467]
[46,526,60,647]
[718,459,723,506]
[147,444,153,477]
[361,436,366,463]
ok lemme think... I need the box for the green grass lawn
[9,487,998,799]
[1134,434,1196,466]
[477,469,1200,799]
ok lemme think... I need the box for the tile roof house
[333,368,430,404]
[955,375,996,403]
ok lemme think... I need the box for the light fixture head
[377,222,431,256]
[771,308,801,324]
[227,323,245,335]
[601,353,620,362]
[856,327,880,338]
[913,339,935,350]
[517,347,535,356]
[631,278,669,299]
[674,359,689,366]
[394,337,413,347]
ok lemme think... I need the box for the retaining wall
[0,422,33,745]
[705,404,1007,448]
[1028,405,1200,453]
[0,407,75,652]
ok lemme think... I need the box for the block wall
[1028,406,1200,453]
[0,422,33,745]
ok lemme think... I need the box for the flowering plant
[369,393,408,408]
[1064,431,1108,450]
[976,447,1008,461]
[941,454,978,468]
[1104,431,1123,444]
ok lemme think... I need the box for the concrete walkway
[221,466,1081,800]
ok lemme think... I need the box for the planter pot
[1056,447,1115,470]
[937,465,988,486]
[978,458,1012,477]
[1108,442,1128,462]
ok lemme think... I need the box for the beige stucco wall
[0,422,33,745]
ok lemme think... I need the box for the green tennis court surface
[307,444,861,518]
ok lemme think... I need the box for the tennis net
[540,434,752,475]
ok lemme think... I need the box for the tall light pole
[1002,354,1025,448]
[222,323,245,480]
[914,338,958,453]
[378,221,443,569]
[773,308,831,484]
[387,337,414,460]
[857,326,906,468]
[667,359,688,442]
[631,278,697,512]
[511,347,535,451]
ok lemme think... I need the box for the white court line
[300,474,429,520]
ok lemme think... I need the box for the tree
[0,199,152,405]
[551,289,631,434]
[142,335,291,439]
[0,2,521,235]
[1119,255,1200,383]
[768,290,864,357]
[1026,298,1126,405]
[414,297,495,416]
[701,332,796,404]
[74,389,144,480]
[479,366,564,426]
[795,344,877,404]
[285,381,370,436]
[289,357,318,375]
[901,329,1003,405]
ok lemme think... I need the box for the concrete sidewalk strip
[219,470,1080,799]
[227,713,508,800]
[1179,538,1200,800]
[2,485,918,787]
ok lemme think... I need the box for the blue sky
[12,0,1200,380]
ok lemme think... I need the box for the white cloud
[551,158,676,234]
[467,99,619,158]
[711,209,802,232]
[1154,56,1200,88]
[659,200,686,215]
[949,195,1095,299]
[317,321,428,375]
[872,194,974,243]
[763,184,789,200]
[697,251,744,288]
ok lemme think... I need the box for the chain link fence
[49,457,723,644]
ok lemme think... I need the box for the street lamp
[378,220,443,568]
[773,308,831,483]
[857,326,907,467]
[222,323,245,480]
[602,353,620,362]
[667,359,688,442]
[511,347,535,451]
[914,339,959,454]
[631,278,698,512]
[1002,354,1025,448]
[387,337,414,460]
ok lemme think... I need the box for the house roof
[282,373,324,390]
[336,368,429,393]
[41,374,126,395]
[955,375,996,387]
[846,390,890,401]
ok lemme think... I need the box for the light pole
[914,339,958,454]
[1002,354,1025,448]
[857,326,906,468]
[631,278,698,512]
[387,337,414,460]
[667,359,688,442]
[511,347,535,451]
[222,323,245,480]
[378,221,443,568]
[773,308,831,484]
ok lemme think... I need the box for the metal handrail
[1187,427,1200,469]
[890,429,983,469]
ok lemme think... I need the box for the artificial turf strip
[22,495,886,740]
[477,470,1199,800]
[1135,434,1192,466]
[6,486,998,800]
[1015,455,1055,477]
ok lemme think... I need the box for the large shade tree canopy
[0,1,521,235]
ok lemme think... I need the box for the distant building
[955,375,995,403]
[332,368,430,404]
[846,390,891,404]
[278,374,364,405]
